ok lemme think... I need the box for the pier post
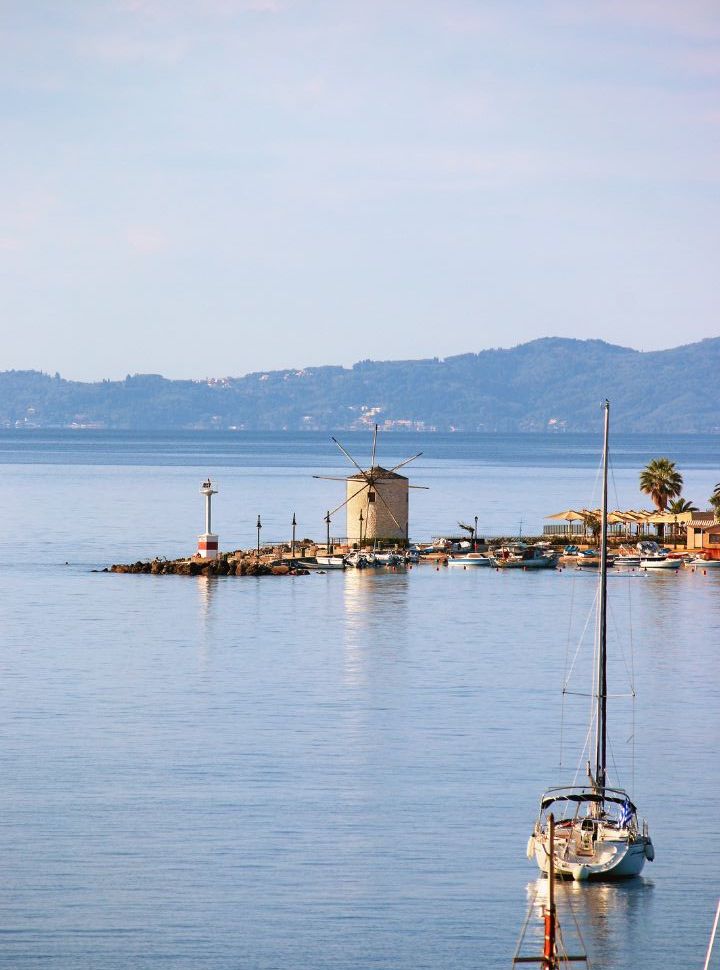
[256,515,262,558]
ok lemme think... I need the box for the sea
[1,430,718,970]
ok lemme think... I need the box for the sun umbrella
[546,509,584,539]
[546,509,584,521]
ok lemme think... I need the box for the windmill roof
[347,465,408,481]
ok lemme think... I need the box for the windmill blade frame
[321,426,425,543]
[331,436,373,483]
[387,452,423,475]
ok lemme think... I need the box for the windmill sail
[316,425,426,544]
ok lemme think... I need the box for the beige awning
[643,510,694,525]
[546,509,585,521]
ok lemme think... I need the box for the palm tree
[580,510,601,543]
[668,498,697,514]
[639,458,683,540]
[667,498,697,540]
[639,458,684,511]
[710,485,720,523]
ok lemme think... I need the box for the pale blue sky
[2,0,719,380]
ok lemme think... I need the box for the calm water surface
[1,432,718,969]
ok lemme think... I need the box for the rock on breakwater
[108,552,308,577]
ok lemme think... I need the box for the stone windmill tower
[315,425,426,545]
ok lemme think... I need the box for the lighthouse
[198,479,219,559]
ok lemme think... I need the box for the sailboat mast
[595,400,610,791]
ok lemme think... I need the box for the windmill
[314,425,427,545]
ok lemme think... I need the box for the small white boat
[373,552,405,567]
[614,554,641,567]
[689,557,720,568]
[613,545,641,567]
[448,553,492,566]
[639,555,681,570]
[575,551,600,569]
[314,555,347,570]
[345,552,382,569]
[637,540,681,570]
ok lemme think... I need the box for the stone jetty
[108,551,308,577]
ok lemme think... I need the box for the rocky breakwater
[108,552,308,577]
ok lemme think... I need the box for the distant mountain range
[2,337,720,432]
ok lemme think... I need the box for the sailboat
[527,401,654,881]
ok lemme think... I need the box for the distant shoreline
[3,336,720,433]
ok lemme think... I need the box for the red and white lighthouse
[198,479,219,559]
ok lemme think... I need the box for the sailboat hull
[531,832,651,881]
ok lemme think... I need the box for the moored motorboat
[373,551,405,567]
[448,552,492,566]
[575,549,600,569]
[637,540,681,570]
[314,555,347,570]
[613,554,641,567]
[492,543,558,569]
[345,551,382,568]
[527,401,653,881]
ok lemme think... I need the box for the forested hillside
[2,337,719,432]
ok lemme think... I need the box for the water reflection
[341,569,410,686]
[195,574,218,669]
[524,877,655,968]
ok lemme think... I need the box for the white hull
[640,557,681,570]
[448,555,491,566]
[493,557,557,569]
[373,553,405,566]
[314,556,346,569]
[530,831,651,881]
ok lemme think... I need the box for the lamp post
[291,512,297,559]
[256,515,262,557]
[325,510,331,553]
[359,508,364,547]
[474,515,478,552]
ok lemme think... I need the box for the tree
[668,498,698,513]
[667,498,697,540]
[639,458,683,540]
[580,510,601,542]
[710,484,720,522]
[639,458,684,511]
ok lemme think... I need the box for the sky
[1,0,719,380]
